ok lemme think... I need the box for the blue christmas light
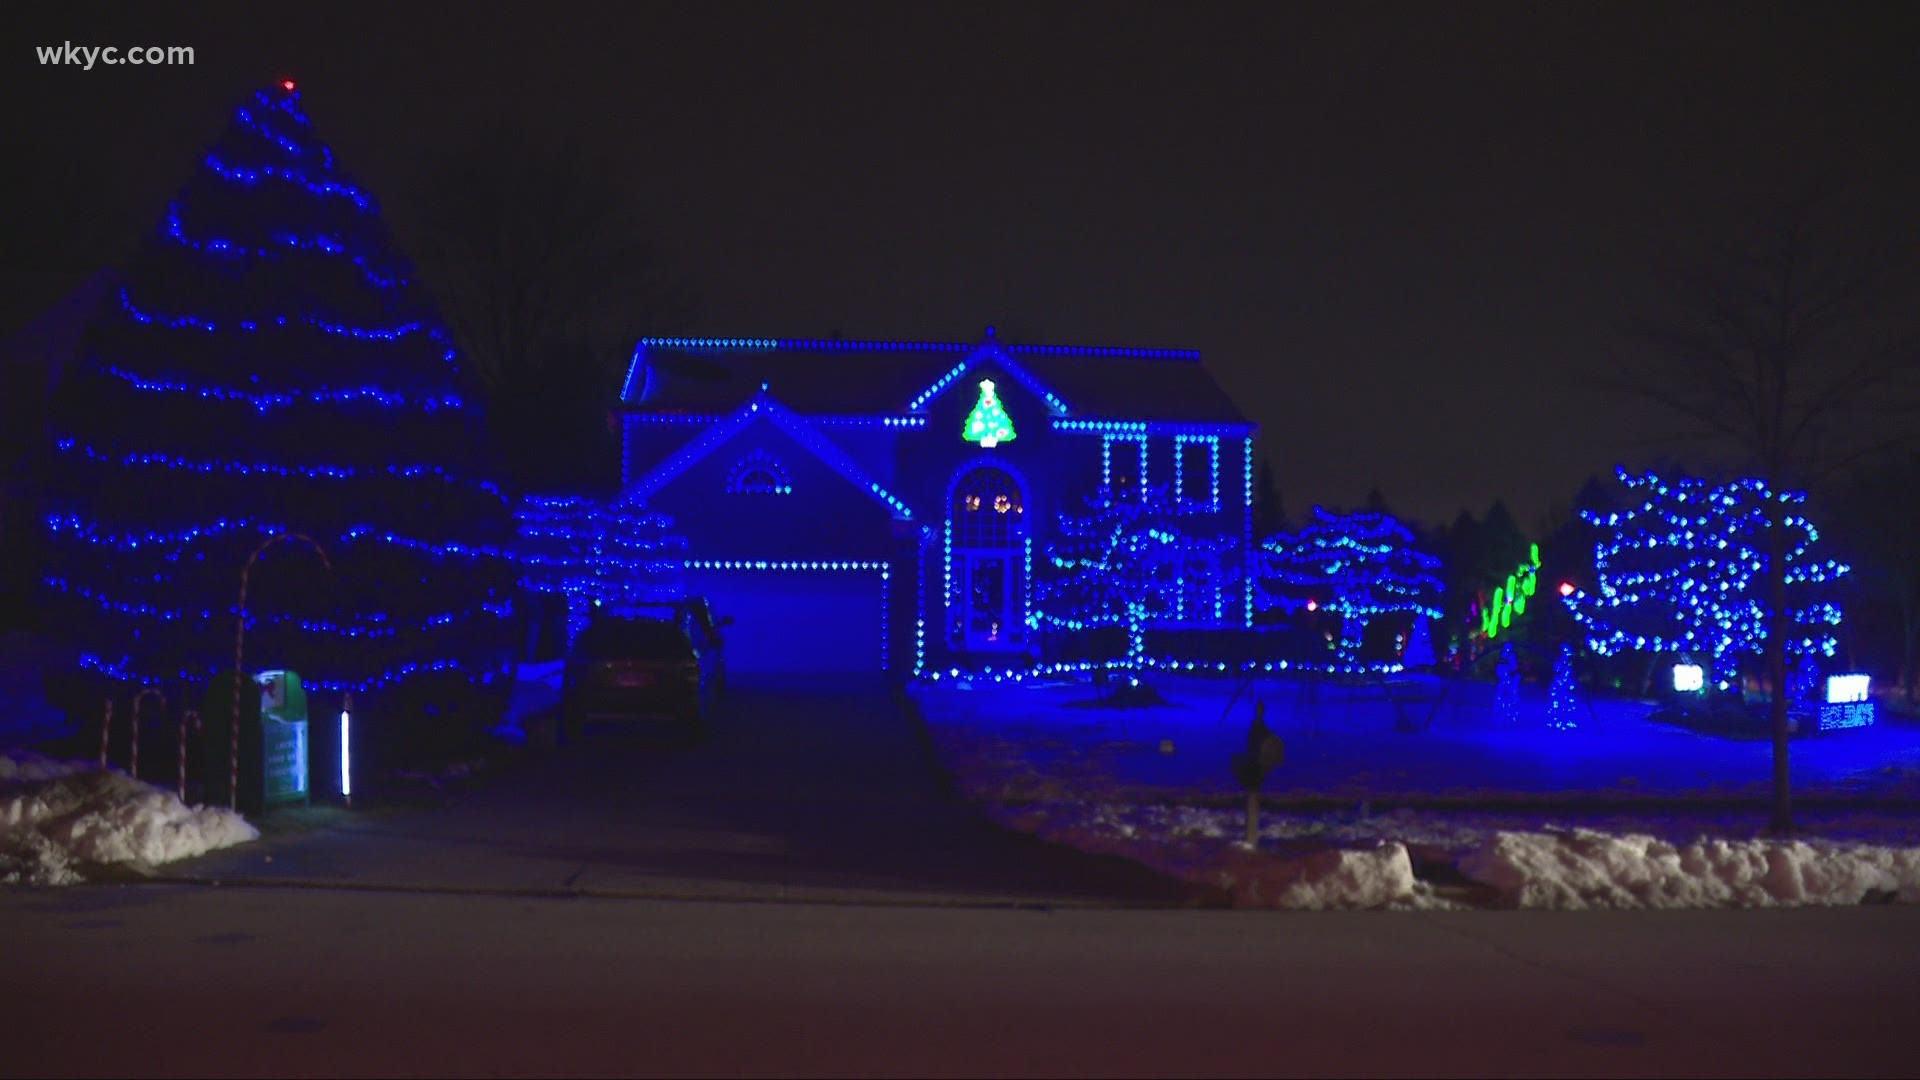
[54,439,502,497]
[46,514,505,561]
[47,575,509,637]
[201,153,373,210]
[161,204,406,290]
[98,364,463,414]
[1053,418,1256,436]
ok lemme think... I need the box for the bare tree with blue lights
[1563,468,1846,702]
[1034,486,1238,664]
[1255,507,1443,669]
[1602,188,1920,827]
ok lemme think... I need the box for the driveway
[175,683,1197,905]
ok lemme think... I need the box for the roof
[617,332,1251,427]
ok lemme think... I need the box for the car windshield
[575,617,694,660]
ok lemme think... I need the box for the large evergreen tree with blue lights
[42,81,514,700]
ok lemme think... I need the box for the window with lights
[725,449,792,495]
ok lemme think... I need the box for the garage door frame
[683,558,892,673]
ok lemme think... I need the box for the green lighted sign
[1479,543,1541,638]
[963,379,1016,448]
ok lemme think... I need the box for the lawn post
[130,687,165,784]
[99,698,112,769]
[179,708,200,801]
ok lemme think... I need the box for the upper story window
[1175,435,1220,511]
[1103,436,1146,500]
[725,449,792,495]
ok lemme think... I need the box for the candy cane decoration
[129,687,166,784]
[99,698,113,769]
[232,532,331,810]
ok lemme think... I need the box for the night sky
[7,2,1918,528]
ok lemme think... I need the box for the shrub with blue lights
[41,82,514,696]
[1256,507,1443,665]
[1563,468,1847,692]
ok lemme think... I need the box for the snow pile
[1,751,258,885]
[1458,828,1920,909]
[1213,842,1428,910]
[995,800,1442,909]
[984,798,1920,910]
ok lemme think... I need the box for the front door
[949,464,1027,653]
[958,551,1013,650]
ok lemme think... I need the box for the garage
[683,564,888,677]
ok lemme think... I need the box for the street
[5,685,1917,1077]
[3,886,1915,1077]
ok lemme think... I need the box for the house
[608,329,1256,680]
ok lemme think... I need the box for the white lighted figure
[1826,674,1871,704]
[1672,663,1705,693]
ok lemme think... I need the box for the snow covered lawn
[1,751,258,886]
[917,674,1920,910]
[916,673,1920,805]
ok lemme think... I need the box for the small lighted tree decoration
[1034,486,1237,664]
[1403,617,1436,668]
[1563,467,1847,695]
[1256,507,1443,668]
[963,379,1017,448]
[1547,643,1579,730]
[1494,641,1522,724]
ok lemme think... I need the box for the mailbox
[256,670,310,807]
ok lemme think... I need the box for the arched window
[949,464,1028,650]
[952,466,1024,547]
[725,449,792,495]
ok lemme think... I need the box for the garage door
[684,566,887,676]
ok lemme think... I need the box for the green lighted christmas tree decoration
[963,379,1016,448]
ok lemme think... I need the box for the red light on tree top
[1305,599,1319,612]
[281,79,296,92]
[1558,581,1576,597]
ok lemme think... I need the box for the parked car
[559,614,710,743]
[606,596,731,699]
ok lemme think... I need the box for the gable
[623,389,914,520]
[905,341,1070,416]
